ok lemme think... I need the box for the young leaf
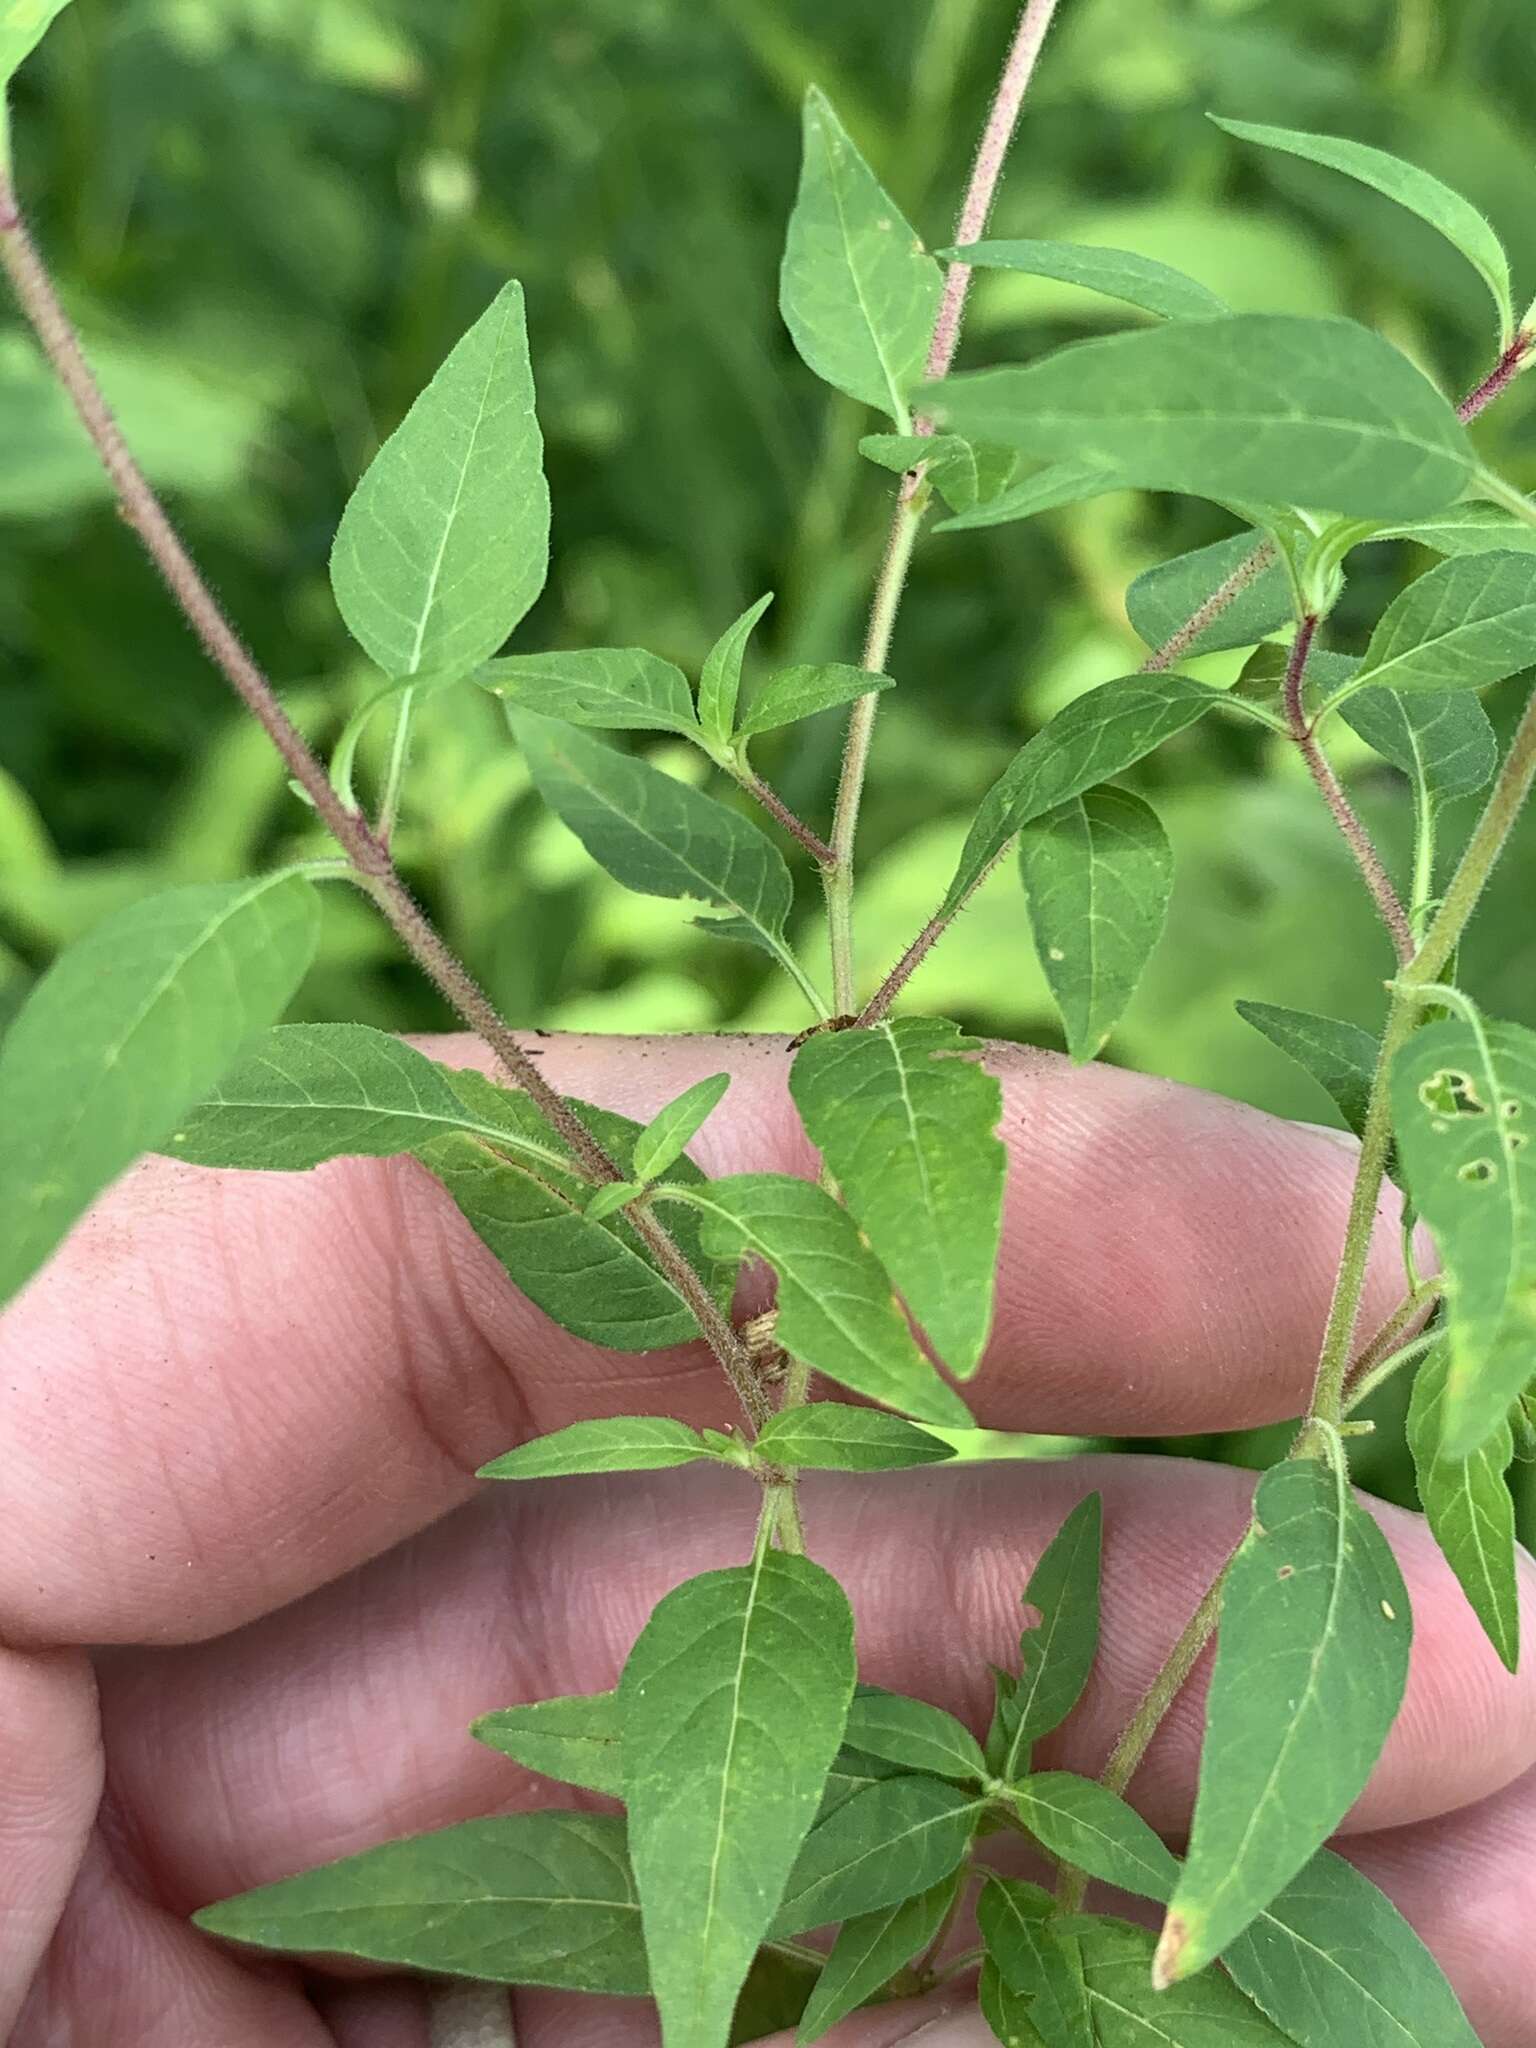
[471,1691,623,1798]
[1073,1915,1294,2044]
[330,282,549,680]
[770,1775,983,1937]
[478,1416,719,1482]
[1342,689,1499,808]
[859,432,1017,514]
[940,674,1225,921]
[950,238,1229,323]
[0,874,319,1307]
[779,87,942,425]
[1013,1772,1178,1903]
[1346,550,1536,700]
[1212,116,1513,346]
[1407,1343,1520,1672]
[1126,533,1293,660]
[978,1880,1090,2047]
[697,593,774,752]
[1222,1846,1483,2048]
[753,1403,956,1472]
[797,1874,961,2045]
[790,1018,1005,1377]
[1,0,74,91]
[920,315,1473,521]
[193,1812,648,1993]
[1391,1015,1536,1454]
[1158,1459,1411,1985]
[735,663,893,741]
[586,1180,645,1219]
[632,1073,730,1184]
[842,1686,987,1783]
[1018,785,1173,1063]
[933,459,1117,534]
[511,712,794,965]
[672,1175,973,1426]
[619,1552,856,2048]
[478,648,702,740]
[1234,1001,1380,1139]
[1000,1493,1103,1777]
[978,1955,1049,2048]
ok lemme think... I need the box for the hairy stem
[734,766,838,868]
[1141,540,1276,674]
[1457,332,1534,422]
[0,166,772,1437]
[1101,1563,1232,1800]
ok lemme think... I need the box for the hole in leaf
[1458,1159,1498,1185]
[1276,1564,1295,1581]
[1502,1099,1524,1120]
[1419,1068,1486,1118]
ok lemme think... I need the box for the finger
[94,1459,1536,1918]
[0,1036,1413,1650]
[0,1647,99,2035]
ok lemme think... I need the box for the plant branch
[0,165,772,1438]
[732,765,838,867]
[1141,540,1276,674]
[1457,332,1534,423]
[1101,1560,1232,1800]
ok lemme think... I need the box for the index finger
[0,1033,1412,1647]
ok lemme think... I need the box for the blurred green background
[3,0,1535,1509]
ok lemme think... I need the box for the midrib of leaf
[829,139,910,426]
[1248,1908,1416,2041]
[697,1550,768,2021]
[880,1024,944,1279]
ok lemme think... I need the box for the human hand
[2,1036,1531,2047]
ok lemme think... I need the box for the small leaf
[842,1686,987,1783]
[933,459,1118,534]
[1012,1772,1178,1902]
[632,1073,731,1183]
[859,432,1017,514]
[951,238,1229,323]
[1018,785,1173,1063]
[477,1417,718,1482]
[478,648,702,740]
[0,875,319,1307]
[1408,1343,1520,1672]
[471,1691,623,1798]
[735,663,892,741]
[1158,1459,1411,1984]
[753,1404,956,1472]
[1001,1493,1103,1776]
[1222,1846,1483,2048]
[1074,1916,1294,2044]
[771,1775,983,1937]
[698,593,774,751]
[193,1812,648,1993]
[1212,116,1513,345]
[0,0,74,90]
[791,1018,1005,1376]
[674,1175,973,1426]
[1235,1002,1380,1139]
[797,1875,961,2044]
[1342,689,1499,807]
[940,675,1225,921]
[331,282,549,679]
[1348,550,1536,699]
[780,87,943,425]
[1392,1014,1536,1454]
[978,1881,1090,2048]
[978,1954,1049,2048]
[620,1553,856,2048]
[586,1180,645,1219]
[920,316,1473,521]
[1126,534,1293,660]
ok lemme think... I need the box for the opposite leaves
[472,1691,623,1798]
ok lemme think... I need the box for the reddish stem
[1457,333,1533,423]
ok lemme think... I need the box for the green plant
[3,1,1536,2043]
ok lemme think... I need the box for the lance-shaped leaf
[478,648,702,740]
[1222,1847,1483,2048]
[779,87,942,425]
[1075,1916,1295,2045]
[698,593,774,751]
[735,663,893,741]
[933,459,1118,533]
[1407,1343,1520,1672]
[951,238,1229,323]
[940,675,1225,921]
[1342,688,1498,808]
[1347,551,1536,699]
[619,1553,856,2048]
[978,1880,1091,2048]
[632,1073,731,1183]
[842,1687,987,1783]
[798,1875,961,2044]
[770,1775,983,1937]
[1211,116,1513,345]
[1392,1015,1536,1454]
[1378,503,1536,558]
[193,1813,648,1993]
[997,1494,1103,1777]
[669,1176,972,1425]
[331,282,548,680]
[791,1019,1004,1377]
[753,1404,956,1472]
[478,1417,720,1482]
[859,432,1018,514]
[1157,1459,1411,1986]
[1018,785,1173,1063]
[471,1691,623,1798]
[511,712,795,965]
[920,315,1473,520]
[0,874,319,1307]
[1126,533,1292,660]
[1012,1772,1178,1903]
[1235,1002,1380,1139]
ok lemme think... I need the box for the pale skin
[3,1035,1534,2047]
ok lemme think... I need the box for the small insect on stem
[786,1012,862,1051]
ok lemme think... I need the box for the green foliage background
[3,0,1535,1513]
